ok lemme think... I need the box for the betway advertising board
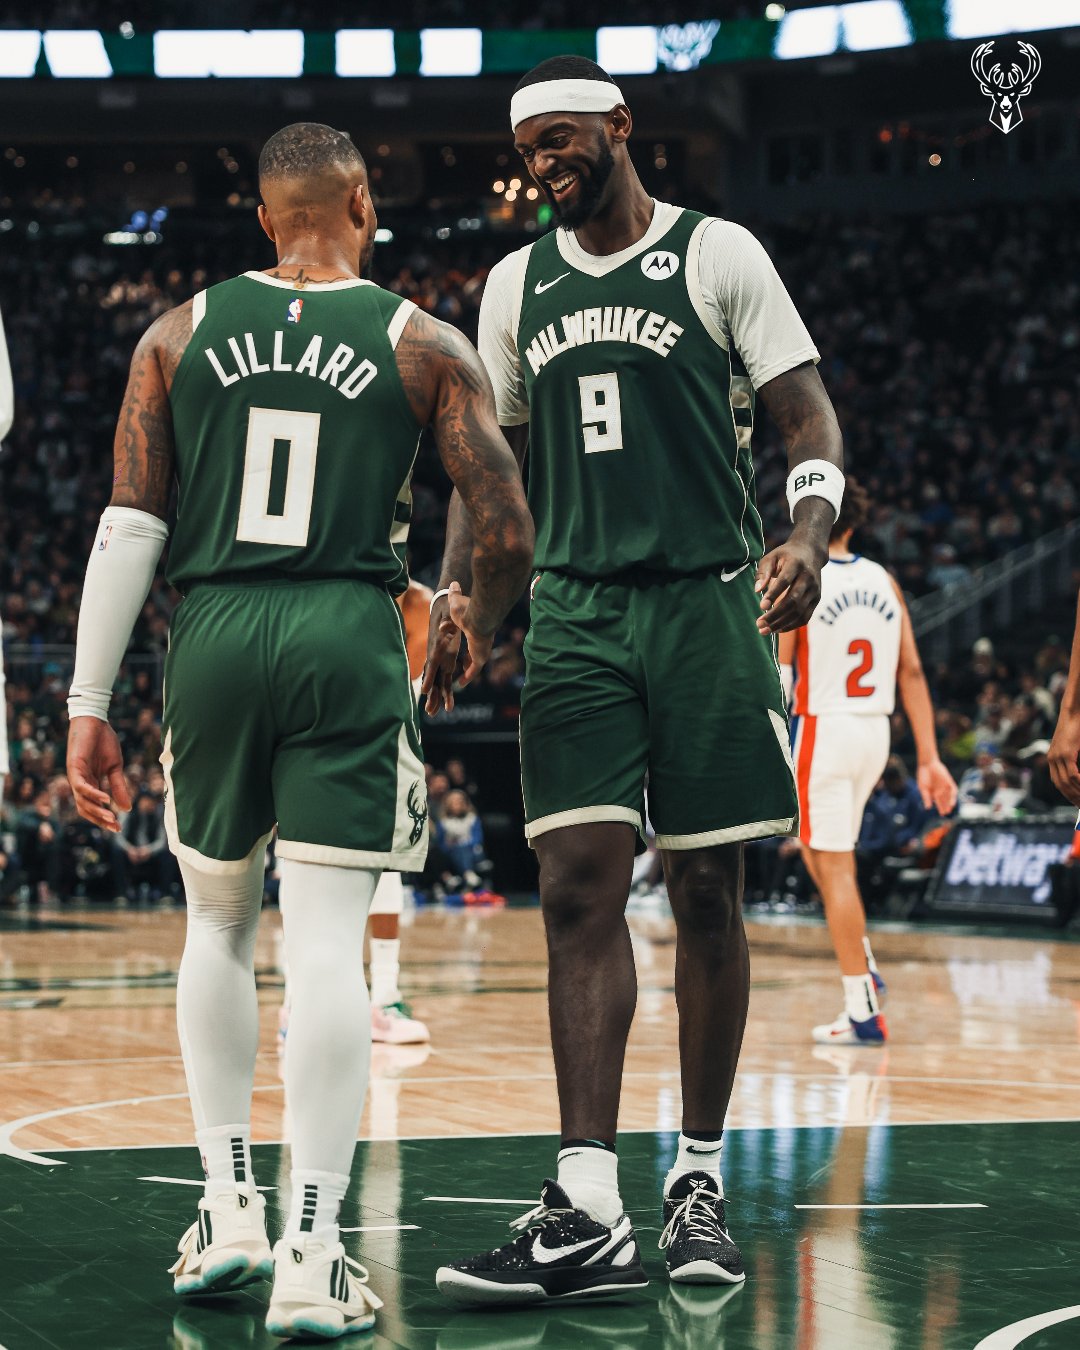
[926,820,1074,920]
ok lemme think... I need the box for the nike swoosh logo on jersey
[721,563,750,582]
[530,1233,608,1265]
[535,273,571,295]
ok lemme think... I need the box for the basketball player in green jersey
[65,123,532,1340]
[428,58,845,1305]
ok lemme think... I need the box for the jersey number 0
[236,406,321,548]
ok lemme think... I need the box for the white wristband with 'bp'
[787,459,845,523]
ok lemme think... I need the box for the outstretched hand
[1049,710,1080,806]
[422,593,462,716]
[421,582,495,715]
[447,581,494,685]
[67,716,132,832]
[917,758,958,816]
[754,531,825,635]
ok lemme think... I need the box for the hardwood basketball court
[2,901,1079,1347]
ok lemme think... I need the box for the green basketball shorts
[520,568,798,850]
[161,577,428,874]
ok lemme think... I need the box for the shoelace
[658,1181,729,1249]
[169,1220,201,1273]
[508,1200,575,1239]
[341,1254,385,1311]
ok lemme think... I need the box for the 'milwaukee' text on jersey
[523,307,683,375]
[203,329,379,400]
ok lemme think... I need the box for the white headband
[511,77,625,131]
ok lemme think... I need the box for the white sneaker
[371,999,430,1045]
[812,1009,888,1045]
[266,1236,383,1340]
[169,1184,273,1296]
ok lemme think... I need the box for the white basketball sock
[665,1133,724,1196]
[196,1123,254,1200]
[279,858,378,1244]
[285,1169,351,1248]
[369,939,401,1007]
[556,1145,623,1227]
[176,852,264,1199]
[862,935,880,976]
[843,972,880,1022]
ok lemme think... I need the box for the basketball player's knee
[542,878,611,939]
[670,858,741,935]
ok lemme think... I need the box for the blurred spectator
[434,789,489,890]
[111,790,177,901]
[859,757,930,860]
[16,787,61,903]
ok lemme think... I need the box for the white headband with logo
[510,77,625,131]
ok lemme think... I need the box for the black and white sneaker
[659,1173,745,1285]
[435,1180,649,1307]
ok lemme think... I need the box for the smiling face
[514,111,621,230]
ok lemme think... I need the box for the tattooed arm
[110,299,192,516]
[67,302,192,831]
[396,309,534,706]
[438,424,529,598]
[753,360,843,635]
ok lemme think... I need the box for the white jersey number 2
[578,373,623,453]
[235,406,321,548]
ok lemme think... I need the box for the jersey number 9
[578,373,623,454]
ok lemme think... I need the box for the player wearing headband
[427,56,845,1305]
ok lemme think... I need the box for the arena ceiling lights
[1,7,1079,79]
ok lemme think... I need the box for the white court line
[973,1304,1080,1349]
[424,1196,533,1205]
[0,1083,283,1167]
[15,1115,1080,1162]
[795,1203,987,1210]
[340,1225,420,1233]
[139,1175,276,1191]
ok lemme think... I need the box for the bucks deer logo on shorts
[407,781,428,846]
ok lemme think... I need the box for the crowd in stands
[2,2,773,33]
[2,195,1078,901]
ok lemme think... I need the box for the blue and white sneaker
[812,1010,888,1045]
[870,968,887,1004]
[266,1235,382,1340]
[170,1183,273,1296]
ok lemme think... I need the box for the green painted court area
[3,1123,1079,1349]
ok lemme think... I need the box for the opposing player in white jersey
[779,481,957,1045]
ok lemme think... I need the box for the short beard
[552,134,615,231]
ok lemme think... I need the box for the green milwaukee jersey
[167,273,420,593]
[516,208,761,579]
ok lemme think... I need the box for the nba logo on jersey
[286,298,304,324]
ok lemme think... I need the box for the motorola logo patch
[641,250,679,279]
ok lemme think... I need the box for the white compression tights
[177,854,378,1180]
[278,858,378,1177]
[176,852,264,1131]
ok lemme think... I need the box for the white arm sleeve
[0,305,13,442]
[698,220,819,389]
[68,507,169,722]
[477,248,531,426]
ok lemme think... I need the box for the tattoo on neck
[267,265,353,288]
